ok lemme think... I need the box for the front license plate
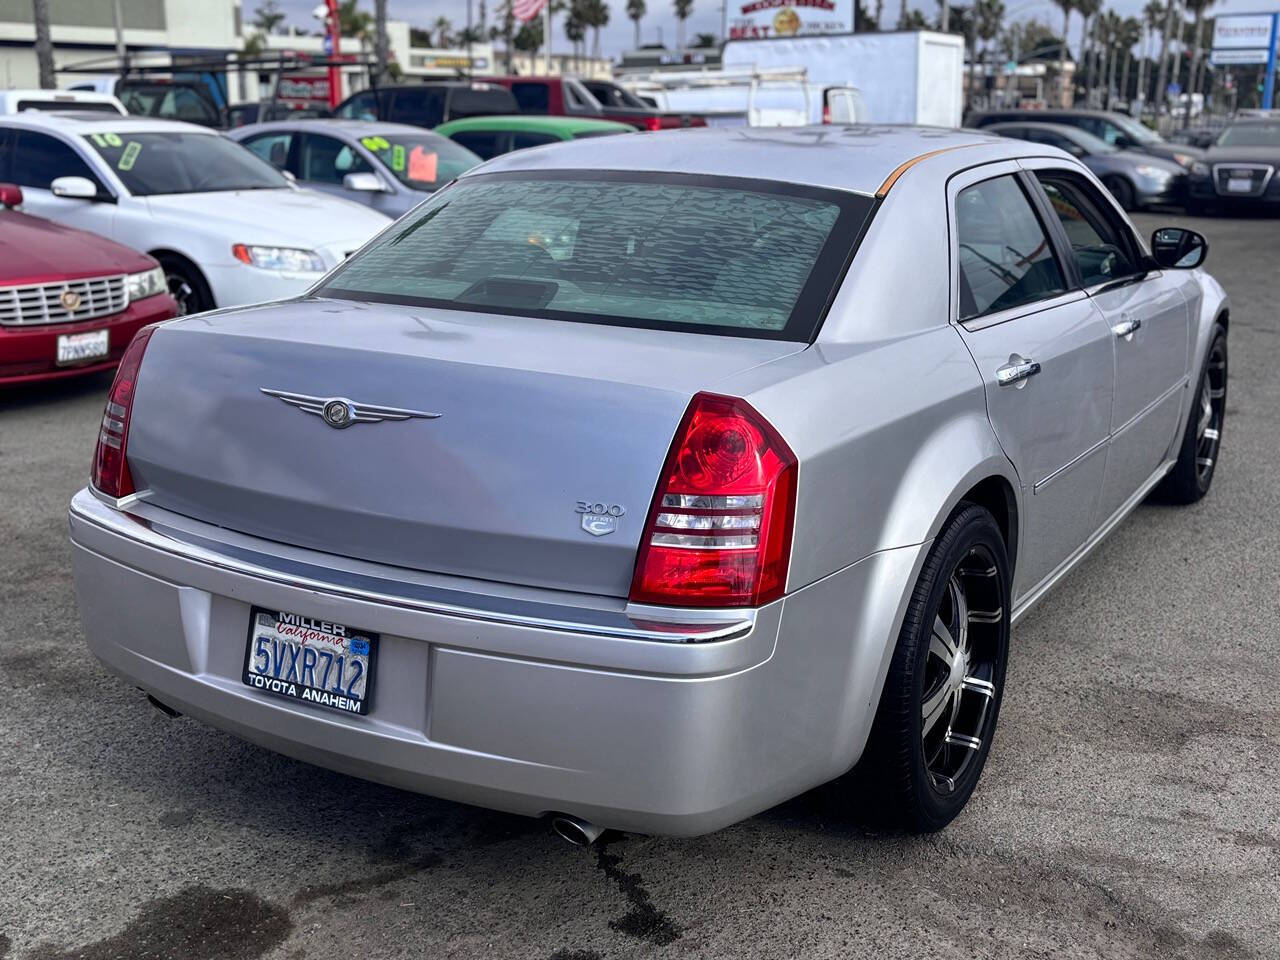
[1227,177,1253,193]
[56,329,109,365]
[242,607,377,715]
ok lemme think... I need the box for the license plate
[56,329,109,365]
[1227,177,1253,193]
[242,607,377,715]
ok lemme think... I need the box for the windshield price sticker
[391,144,406,172]
[118,141,142,171]
[88,132,123,148]
[360,135,391,152]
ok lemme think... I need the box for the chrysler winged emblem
[260,388,441,429]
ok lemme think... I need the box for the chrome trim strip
[1111,376,1188,439]
[69,491,753,644]
[1013,458,1175,623]
[958,289,1090,333]
[1032,436,1109,495]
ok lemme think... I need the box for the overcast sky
[262,0,1274,60]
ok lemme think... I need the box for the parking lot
[1,209,1277,959]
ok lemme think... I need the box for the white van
[0,89,126,116]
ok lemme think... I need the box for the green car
[433,115,633,160]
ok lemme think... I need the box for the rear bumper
[68,488,923,836]
[0,293,176,385]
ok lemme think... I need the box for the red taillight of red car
[629,393,797,608]
[644,115,663,131]
[91,325,157,499]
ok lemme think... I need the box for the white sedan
[0,112,392,314]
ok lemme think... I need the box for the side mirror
[343,172,387,193]
[50,175,100,200]
[281,170,297,184]
[0,182,22,208]
[1151,227,1208,269]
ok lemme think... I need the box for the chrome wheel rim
[166,272,194,316]
[921,546,1004,795]
[1195,340,1227,487]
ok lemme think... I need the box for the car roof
[0,111,215,135]
[435,115,633,135]
[226,118,436,138]
[473,124,1029,196]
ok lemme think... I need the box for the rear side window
[337,90,378,120]
[510,83,550,114]
[955,175,1066,320]
[320,172,873,341]
[389,88,446,127]
[448,87,518,119]
[511,131,559,150]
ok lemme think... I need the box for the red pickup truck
[479,76,707,132]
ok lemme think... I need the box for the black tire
[1104,176,1136,212]
[854,503,1011,832]
[156,254,214,316]
[1156,323,1227,504]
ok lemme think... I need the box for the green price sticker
[90,132,123,148]
[118,141,142,171]
[360,136,391,151]
[391,144,406,172]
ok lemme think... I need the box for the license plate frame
[1226,176,1254,193]
[241,607,378,716]
[56,329,109,366]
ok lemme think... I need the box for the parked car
[228,119,480,218]
[0,182,176,385]
[334,82,518,128]
[433,115,633,160]
[578,77,711,129]
[68,127,1228,840]
[226,102,332,128]
[480,75,709,131]
[1186,119,1280,214]
[0,89,125,116]
[969,109,1203,169]
[0,112,391,315]
[985,121,1185,209]
[115,80,225,128]
[1167,125,1221,150]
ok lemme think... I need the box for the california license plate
[56,329,109,365]
[1227,177,1253,193]
[242,607,377,715]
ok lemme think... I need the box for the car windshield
[1217,123,1280,147]
[1108,113,1159,144]
[586,83,650,109]
[83,131,289,195]
[319,172,873,340]
[355,131,480,190]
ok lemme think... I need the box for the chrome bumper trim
[69,489,753,644]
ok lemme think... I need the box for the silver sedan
[69,126,1229,839]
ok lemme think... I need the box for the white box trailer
[723,31,965,127]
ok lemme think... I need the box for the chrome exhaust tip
[549,814,604,847]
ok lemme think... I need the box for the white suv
[0,112,391,314]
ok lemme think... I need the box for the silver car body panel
[69,127,1230,834]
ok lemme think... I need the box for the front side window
[12,132,101,191]
[298,134,373,184]
[82,132,288,195]
[242,132,293,170]
[955,175,1066,320]
[1036,175,1140,286]
[319,172,872,340]
[354,131,479,190]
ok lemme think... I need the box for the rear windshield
[17,99,123,114]
[1217,122,1280,147]
[318,172,873,341]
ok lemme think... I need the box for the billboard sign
[1210,47,1270,65]
[725,0,855,41]
[1211,14,1275,50]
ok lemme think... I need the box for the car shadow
[1,369,114,412]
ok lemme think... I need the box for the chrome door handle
[996,358,1041,387]
[1112,317,1142,338]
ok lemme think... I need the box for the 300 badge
[575,501,626,537]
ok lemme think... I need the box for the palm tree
[1184,0,1214,115]
[1051,0,1075,105]
[627,0,645,49]
[1137,0,1162,107]
[1153,0,1177,115]
[374,0,388,83]
[971,0,1005,110]
[251,0,287,34]
[1117,16,1142,106]
[673,0,693,49]
[432,15,454,47]
[1098,10,1123,108]
[582,0,610,57]
[1073,0,1099,106]
[564,0,587,67]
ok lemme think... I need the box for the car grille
[1212,163,1275,198]
[0,275,128,326]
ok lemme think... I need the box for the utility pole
[112,0,128,77]
[326,0,341,109]
[375,0,389,83]
[32,0,54,88]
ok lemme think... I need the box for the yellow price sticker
[118,141,142,171]
[391,144,406,172]
[360,136,391,152]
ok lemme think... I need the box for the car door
[296,133,377,207]
[10,130,115,235]
[1024,163,1192,521]
[949,164,1116,600]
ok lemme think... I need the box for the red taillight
[822,102,832,124]
[629,393,797,608]
[644,115,662,131]
[91,325,157,500]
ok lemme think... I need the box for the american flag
[512,0,548,22]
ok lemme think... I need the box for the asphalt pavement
[1,211,1277,960]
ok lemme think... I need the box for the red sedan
[0,183,177,386]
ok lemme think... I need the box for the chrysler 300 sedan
[68,126,1229,839]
